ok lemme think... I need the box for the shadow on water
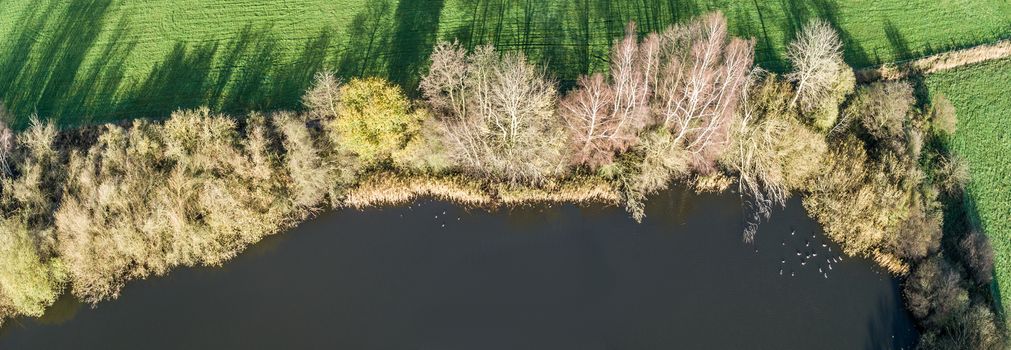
[864,295,918,350]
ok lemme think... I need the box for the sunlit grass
[925,58,1011,314]
[1,0,1009,126]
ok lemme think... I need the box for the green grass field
[925,58,1011,313]
[1,0,1010,127]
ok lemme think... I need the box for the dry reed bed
[856,40,1011,82]
[872,250,911,275]
[343,173,621,210]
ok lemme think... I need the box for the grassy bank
[925,58,1011,315]
[2,0,1010,126]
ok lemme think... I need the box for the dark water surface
[0,188,917,349]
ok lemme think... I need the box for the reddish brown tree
[652,13,754,171]
[561,16,752,171]
[560,24,654,168]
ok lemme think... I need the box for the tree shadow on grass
[773,0,870,71]
[0,0,128,128]
[336,0,393,81]
[387,0,446,92]
[0,2,336,127]
[442,0,702,88]
[912,66,1009,327]
[112,26,332,124]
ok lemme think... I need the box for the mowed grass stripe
[1,0,1010,126]
[925,58,1011,313]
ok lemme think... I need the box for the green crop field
[926,58,1011,313]
[1,0,1010,127]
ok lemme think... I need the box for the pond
[0,188,917,349]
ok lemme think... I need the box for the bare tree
[420,41,470,122]
[560,74,617,166]
[590,13,755,221]
[609,23,654,139]
[786,20,846,114]
[559,23,655,167]
[302,72,342,120]
[652,13,755,171]
[905,256,970,328]
[421,43,564,183]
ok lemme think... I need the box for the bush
[960,230,995,286]
[54,109,326,303]
[803,135,910,256]
[274,112,339,209]
[0,216,66,323]
[885,199,941,261]
[330,78,424,165]
[905,256,970,328]
[934,154,970,195]
[845,81,915,141]
[929,94,958,136]
[0,117,68,323]
[391,114,454,174]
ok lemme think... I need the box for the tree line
[0,11,1001,348]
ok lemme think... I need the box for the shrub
[329,78,424,164]
[844,81,915,141]
[960,230,995,286]
[885,199,941,261]
[0,117,69,323]
[905,256,970,329]
[803,135,910,256]
[55,109,314,303]
[391,114,454,174]
[929,94,958,136]
[934,154,970,194]
[56,121,169,302]
[274,112,338,209]
[0,216,66,323]
[610,128,693,221]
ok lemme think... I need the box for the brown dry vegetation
[856,40,1011,83]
